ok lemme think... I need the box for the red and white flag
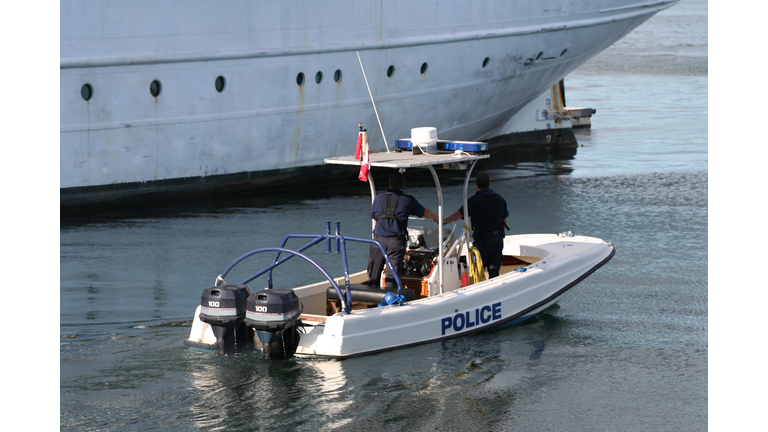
[355,132,363,160]
[358,131,370,181]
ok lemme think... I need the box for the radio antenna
[356,51,390,153]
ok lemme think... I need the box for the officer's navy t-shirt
[370,189,426,237]
[457,188,509,233]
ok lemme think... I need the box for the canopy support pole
[428,165,444,295]
[367,175,377,237]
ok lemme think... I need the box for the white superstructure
[60,0,678,207]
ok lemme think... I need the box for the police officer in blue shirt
[367,171,439,287]
[444,172,509,278]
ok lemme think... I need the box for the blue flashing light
[441,141,489,152]
[395,139,489,153]
[395,139,413,149]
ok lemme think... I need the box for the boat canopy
[324,150,488,170]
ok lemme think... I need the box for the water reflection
[268,310,576,431]
[186,354,354,431]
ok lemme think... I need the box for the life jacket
[374,193,407,235]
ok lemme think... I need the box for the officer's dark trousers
[367,235,406,287]
[476,234,504,278]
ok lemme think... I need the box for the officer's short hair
[389,172,405,190]
[475,172,490,189]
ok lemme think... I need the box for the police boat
[183,127,615,359]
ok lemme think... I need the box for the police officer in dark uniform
[367,171,439,287]
[444,172,509,278]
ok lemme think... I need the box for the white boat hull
[295,234,613,358]
[185,233,614,358]
[60,0,677,208]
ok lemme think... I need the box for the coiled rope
[464,226,486,285]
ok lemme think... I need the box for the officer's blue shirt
[370,189,426,237]
[457,188,509,230]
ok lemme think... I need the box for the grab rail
[445,226,470,259]
[214,222,404,315]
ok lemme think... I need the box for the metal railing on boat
[213,221,404,315]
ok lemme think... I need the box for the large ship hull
[60,0,677,210]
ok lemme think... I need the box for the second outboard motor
[244,288,302,360]
[199,284,252,355]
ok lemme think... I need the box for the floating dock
[565,107,597,128]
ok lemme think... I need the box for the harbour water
[57,1,709,430]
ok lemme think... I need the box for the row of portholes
[80,76,226,101]
[79,51,567,100]
[296,61,433,87]
[292,52,569,87]
[296,69,345,86]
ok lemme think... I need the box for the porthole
[215,76,226,92]
[420,62,428,75]
[334,69,342,82]
[150,80,162,97]
[81,83,93,101]
[387,65,395,78]
[296,72,305,86]
[315,71,323,84]
[560,49,568,57]
[482,57,490,68]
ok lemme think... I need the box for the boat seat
[327,283,415,304]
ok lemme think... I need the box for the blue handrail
[215,223,405,315]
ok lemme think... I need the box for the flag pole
[356,51,390,153]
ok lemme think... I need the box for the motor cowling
[199,284,252,355]
[244,288,302,331]
[244,288,302,359]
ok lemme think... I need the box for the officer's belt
[477,229,501,238]
[374,234,406,240]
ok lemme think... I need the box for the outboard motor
[199,284,253,355]
[244,288,302,360]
